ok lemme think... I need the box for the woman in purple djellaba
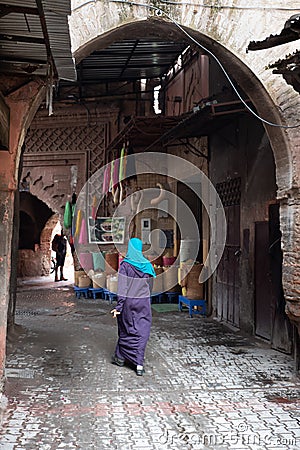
[111,238,156,376]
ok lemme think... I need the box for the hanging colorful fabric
[91,196,97,220]
[103,163,110,194]
[112,158,119,188]
[71,203,76,235]
[119,146,125,203]
[63,201,72,229]
[109,160,115,192]
[79,252,93,271]
[74,209,83,238]
[78,217,88,245]
[112,157,120,204]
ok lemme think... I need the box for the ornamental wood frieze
[25,124,106,156]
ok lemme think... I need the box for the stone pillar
[0,188,14,388]
[281,191,300,333]
[0,78,45,388]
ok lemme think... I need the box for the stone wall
[18,214,59,278]
[22,104,118,215]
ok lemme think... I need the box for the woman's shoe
[111,355,125,367]
[136,366,145,376]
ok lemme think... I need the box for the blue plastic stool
[88,288,104,299]
[102,288,110,301]
[178,295,206,317]
[151,293,164,304]
[107,292,118,304]
[74,286,90,299]
[165,292,179,303]
[102,288,117,304]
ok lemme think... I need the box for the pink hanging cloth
[79,253,93,271]
[78,217,88,245]
[112,158,119,189]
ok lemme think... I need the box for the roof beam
[0,34,45,45]
[0,55,47,65]
[0,5,39,18]
[120,40,139,78]
[35,0,56,76]
[82,63,174,70]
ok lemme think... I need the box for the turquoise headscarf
[123,238,156,277]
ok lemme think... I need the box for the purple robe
[114,261,153,366]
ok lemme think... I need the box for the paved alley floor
[0,283,299,450]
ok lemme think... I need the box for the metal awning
[0,0,76,81]
[105,99,251,156]
[106,116,181,155]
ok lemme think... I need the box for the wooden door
[216,178,241,327]
[255,221,273,339]
[255,204,292,352]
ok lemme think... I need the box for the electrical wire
[160,1,300,11]
[73,0,300,12]
[109,0,300,129]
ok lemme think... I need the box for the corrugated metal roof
[0,0,76,81]
[74,39,188,84]
[2,0,36,6]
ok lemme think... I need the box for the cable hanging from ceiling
[160,0,300,11]
[74,0,300,12]
[109,0,300,129]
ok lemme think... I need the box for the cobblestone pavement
[0,283,299,450]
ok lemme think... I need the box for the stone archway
[69,4,300,331]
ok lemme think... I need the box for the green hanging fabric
[63,201,72,229]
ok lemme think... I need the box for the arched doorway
[18,192,53,277]
[68,10,300,340]
[17,193,74,280]
[26,17,293,354]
